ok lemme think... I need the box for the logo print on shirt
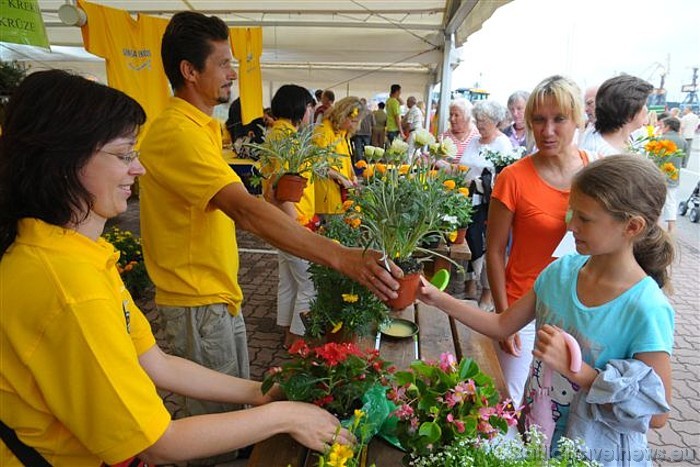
[122,300,131,334]
[122,48,152,71]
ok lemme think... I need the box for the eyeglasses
[99,149,140,165]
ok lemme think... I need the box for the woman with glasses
[0,70,352,466]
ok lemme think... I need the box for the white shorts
[662,186,678,222]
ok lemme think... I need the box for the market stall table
[247,301,506,467]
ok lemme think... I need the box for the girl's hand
[498,332,522,357]
[532,324,571,375]
[417,275,444,306]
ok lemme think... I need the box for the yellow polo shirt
[139,97,243,314]
[0,219,170,466]
[313,119,355,214]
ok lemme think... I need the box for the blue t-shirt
[525,254,674,447]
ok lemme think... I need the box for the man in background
[385,83,404,143]
[680,107,698,168]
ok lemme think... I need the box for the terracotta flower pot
[386,272,422,311]
[449,227,467,245]
[275,173,308,202]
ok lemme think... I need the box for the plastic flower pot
[386,272,422,311]
[275,173,308,202]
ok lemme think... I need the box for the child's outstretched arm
[418,276,535,341]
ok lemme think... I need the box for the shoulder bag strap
[0,420,51,466]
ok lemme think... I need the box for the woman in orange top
[486,75,593,405]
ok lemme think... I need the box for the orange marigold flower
[354,160,368,169]
[375,163,387,174]
[362,166,375,178]
[443,180,456,190]
[458,187,469,196]
[457,165,469,172]
[429,169,439,178]
[342,200,354,211]
[399,164,410,175]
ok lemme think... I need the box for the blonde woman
[314,96,361,215]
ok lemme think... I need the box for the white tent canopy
[4,1,509,125]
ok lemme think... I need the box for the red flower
[289,339,310,357]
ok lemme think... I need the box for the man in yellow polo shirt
[139,11,400,457]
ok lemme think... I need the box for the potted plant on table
[262,339,394,419]
[303,214,391,342]
[387,353,520,460]
[348,138,460,310]
[246,124,340,202]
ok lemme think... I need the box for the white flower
[389,138,409,155]
[413,129,436,147]
[364,145,376,158]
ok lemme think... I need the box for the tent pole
[437,32,454,135]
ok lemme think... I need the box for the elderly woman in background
[439,98,480,164]
[486,75,593,405]
[314,96,361,215]
[502,91,530,148]
[459,100,513,308]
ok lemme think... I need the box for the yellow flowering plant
[303,215,390,340]
[318,410,377,467]
[101,226,152,299]
[638,138,684,182]
[348,147,459,274]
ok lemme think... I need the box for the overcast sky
[453,0,700,105]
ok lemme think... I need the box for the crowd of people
[0,8,696,467]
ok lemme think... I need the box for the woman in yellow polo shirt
[313,96,361,215]
[264,84,318,347]
[0,70,352,466]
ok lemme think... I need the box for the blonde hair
[572,155,674,289]
[525,75,584,131]
[326,96,362,135]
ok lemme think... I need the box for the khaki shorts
[157,303,249,418]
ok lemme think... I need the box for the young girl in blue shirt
[418,154,674,454]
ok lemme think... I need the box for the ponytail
[634,223,674,290]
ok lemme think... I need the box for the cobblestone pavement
[114,198,700,466]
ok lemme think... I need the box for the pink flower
[393,404,414,420]
[446,413,466,433]
[439,352,457,372]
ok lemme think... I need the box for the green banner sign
[0,0,50,49]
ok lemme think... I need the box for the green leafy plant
[408,425,600,467]
[482,147,525,172]
[347,145,455,273]
[0,60,28,96]
[317,409,377,467]
[387,353,520,457]
[245,124,340,186]
[436,172,473,231]
[262,340,394,419]
[101,227,152,299]
[304,215,389,339]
